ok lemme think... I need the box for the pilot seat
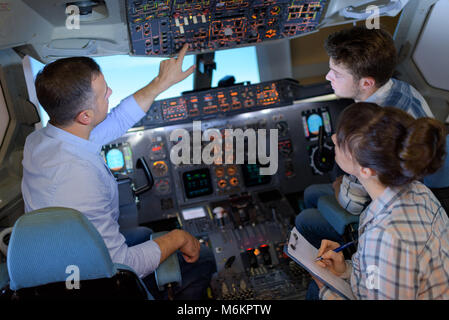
[0,207,181,300]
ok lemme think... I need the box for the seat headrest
[424,135,449,189]
[7,207,116,290]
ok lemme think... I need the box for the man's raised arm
[133,44,195,113]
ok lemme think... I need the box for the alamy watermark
[169,121,279,175]
[65,5,80,30]
[65,265,80,289]
[366,265,380,290]
[365,5,381,30]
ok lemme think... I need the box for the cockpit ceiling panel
[412,0,449,92]
[127,0,328,57]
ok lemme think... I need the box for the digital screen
[241,163,271,188]
[302,107,332,139]
[183,168,213,199]
[101,143,134,175]
[181,207,207,221]
[307,114,323,136]
[106,149,125,171]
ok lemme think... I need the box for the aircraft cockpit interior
[1,0,449,302]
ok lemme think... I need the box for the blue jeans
[304,183,334,209]
[298,212,344,300]
[297,183,344,248]
[297,184,345,300]
[306,280,320,300]
[121,227,216,300]
[295,208,344,249]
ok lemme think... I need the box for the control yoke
[134,157,154,196]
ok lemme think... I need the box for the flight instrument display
[127,0,328,56]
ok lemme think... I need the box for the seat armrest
[151,231,182,291]
[114,263,153,300]
[318,195,360,236]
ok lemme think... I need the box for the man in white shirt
[22,44,216,299]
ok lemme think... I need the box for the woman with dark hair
[313,102,449,300]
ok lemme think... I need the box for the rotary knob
[309,144,335,175]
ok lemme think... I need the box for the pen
[315,241,356,262]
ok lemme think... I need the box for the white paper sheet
[286,227,356,300]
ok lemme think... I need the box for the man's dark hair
[325,26,397,88]
[35,57,101,126]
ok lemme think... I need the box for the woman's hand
[315,239,347,277]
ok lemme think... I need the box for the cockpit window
[27,46,259,127]
[28,54,195,127]
[212,46,260,87]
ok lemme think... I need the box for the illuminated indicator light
[254,249,260,256]
[230,177,238,186]
[266,29,276,38]
[227,167,236,175]
[270,6,281,15]
[218,179,227,188]
[215,168,225,177]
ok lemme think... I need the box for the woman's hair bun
[399,118,447,180]
[336,103,447,187]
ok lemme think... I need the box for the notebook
[284,227,356,300]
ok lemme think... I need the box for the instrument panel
[103,80,351,224]
[133,79,299,129]
[103,80,352,300]
[126,0,329,56]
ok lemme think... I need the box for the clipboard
[284,227,356,300]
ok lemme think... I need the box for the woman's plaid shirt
[320,181,449,300]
